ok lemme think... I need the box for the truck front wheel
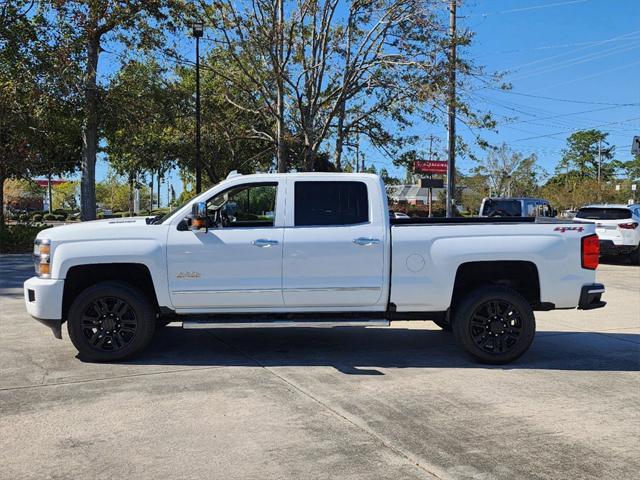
[67,281,156,362]
[452,286,535,364]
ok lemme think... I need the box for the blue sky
[84,0,640,201]
[402,0,640,177]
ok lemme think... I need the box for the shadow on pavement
[113,325,640,373]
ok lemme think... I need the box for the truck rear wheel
[452,286,535,364]
[67,281,156,362]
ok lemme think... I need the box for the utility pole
[597,138,602,201]
[427,135,434,218]
[192,23,204,194]
[446,0,457,218]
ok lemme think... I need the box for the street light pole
[192,23,204,194]
[446,0,457,218]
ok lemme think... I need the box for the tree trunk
[0,171,5,232]
[80,35,100,221]
[333,113,345,171]
[128,172,135,217]
[275,0,286,173]
[157,169,161,209]
[47,172,53,212]
[149,172,153,214]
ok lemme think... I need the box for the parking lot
[1,255,638,480]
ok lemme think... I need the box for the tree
[52,181,79,211]
[199,0,454,172]
[103,59,183,215]
[0,1,80,228]
[42,0,186,220]
[473,144,544,198]
[558,129,615,180]
[173,52,274,184]
[621,155,640,181]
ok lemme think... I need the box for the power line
[469,0,589,17]
[487,88,640,106]
[543,59,640,89]
[504,29,640,72]
[512,116,640,142]
[507,40,640,80]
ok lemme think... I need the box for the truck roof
[482,197,550,202]
[225,171,381,181]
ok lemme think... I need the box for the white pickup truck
[24,172,605,364]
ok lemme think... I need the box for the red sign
[414,160,448,174]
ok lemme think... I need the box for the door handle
[353,237,381,246]
[252,239,279,247]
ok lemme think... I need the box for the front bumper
[24,276,65,338]
[577,283,606,310]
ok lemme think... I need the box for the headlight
[33,239,52,278]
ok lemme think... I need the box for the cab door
[167,181,285,310]
[282,179,386,308]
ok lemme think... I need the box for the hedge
[0,224,53,253]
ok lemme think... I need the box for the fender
[52,239,171,308]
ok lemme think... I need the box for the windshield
[149,197,195,225]
[575,207,631,220]
[482,199,522,217]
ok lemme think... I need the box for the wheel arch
[62,263,160,320]
[451,261,541,309]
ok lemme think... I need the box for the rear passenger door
[282,179,386,308]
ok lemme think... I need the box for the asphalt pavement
[1,255,638,480]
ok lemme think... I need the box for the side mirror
[189,202,210,232]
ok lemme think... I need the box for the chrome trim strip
[172,287,381,295]
[587,289,605,294]
[173,288,280,295]
[183,319,390,329]
[284,287,381,293]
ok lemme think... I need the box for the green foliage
[558,130,615,180]
[472,144,546,198]
[32,214,43,223]
[43,213,56,221]
[52,182,79,211]
[0,224,52,253]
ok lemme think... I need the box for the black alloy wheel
[67,281,156,362]
[467,299,523,355]
[79,296,138,352]
[452,286,535,364]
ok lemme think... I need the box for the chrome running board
[182,319,390,329]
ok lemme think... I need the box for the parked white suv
[574,204,640,264]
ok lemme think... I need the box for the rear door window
[575,208,632,220]
[482,199,522,217]
[295,181,369,226]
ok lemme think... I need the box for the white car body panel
[24,173,599,321]
[281,176,390,308]
[390,225,593,310]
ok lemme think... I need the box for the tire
[452,286,535,364]
[630,247,640,266]
[67,281,156,362]
[433,318,452,332]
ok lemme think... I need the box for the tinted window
[207,183,277,227]
[575,208,632,220]
[295,181,368,226]
[482,199,522,217]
